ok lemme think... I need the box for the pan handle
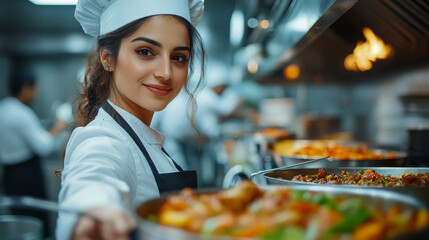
[0,195,105,222]
[0,195,139,240]
[0,195,59,212]
[249,156,331,180]
[222,165,250,189]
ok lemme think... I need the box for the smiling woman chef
[56,0,205,239]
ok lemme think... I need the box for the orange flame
[344,27,394,72]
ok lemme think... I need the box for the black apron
[102,102,198,194]
[2,154,50,237]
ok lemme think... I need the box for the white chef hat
[75,0,204,37]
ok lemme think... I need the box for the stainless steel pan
[135,184,429,240]
[272,152,408,168]
[264,167,429,206]
[272,140,407,167]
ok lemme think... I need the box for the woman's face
[110,15,190,117]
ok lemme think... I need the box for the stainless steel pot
[408,127,429,166]
[272,140,407,168]
[0,215,42,240]
[264,167,429,206]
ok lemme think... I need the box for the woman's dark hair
[76,16,206,128]
[9,69,37,97]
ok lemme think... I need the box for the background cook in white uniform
[0,70,71,165]
[0,69,70,238]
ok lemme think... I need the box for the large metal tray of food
[135,181,429,240]
[264,167,429,206]
[272,140,407,167]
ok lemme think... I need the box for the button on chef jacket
[56,100,180,239]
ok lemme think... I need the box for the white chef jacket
[0,97,54,164]
[56,100,179,240]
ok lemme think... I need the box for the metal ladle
[250,156,331,180]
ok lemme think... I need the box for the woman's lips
[144,84,172,96]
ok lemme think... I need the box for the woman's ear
[100,48,114,71]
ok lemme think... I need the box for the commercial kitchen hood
[233,0,429,83]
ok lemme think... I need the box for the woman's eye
[172,55,188,63]
[136,48,153,57]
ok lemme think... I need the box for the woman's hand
[72,206,136,240]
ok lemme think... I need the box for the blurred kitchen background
[1,0,429,238]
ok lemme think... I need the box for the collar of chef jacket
[107,100,165,147]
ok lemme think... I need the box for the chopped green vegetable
[282,227,306,240]
[260,227,284,240]
[147,214,158,222]
[303,220,319,240]
[292,190,306,200]
[201,217,217,235]
[260,226,306,240]
[328,199,372,233]
[337,198,364,213]
[292,190,313,202]
[249,201,261,213]
[309,193,336,209]
[328,208,371,233]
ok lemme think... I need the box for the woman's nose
[153,55,172,81]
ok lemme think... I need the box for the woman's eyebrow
[131,37,161,47]
[174,46,190,51]
[131,37,190,51]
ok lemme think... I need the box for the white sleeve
[200,89,240,117]
[56,126,136,240]
[197,110,220,138]
[216,88,241,115]
[16,109,54,157]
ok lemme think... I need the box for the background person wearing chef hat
[56,0,206,239]
[0,68,71,238]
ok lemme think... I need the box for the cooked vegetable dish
[150,181,429,239]
[274,141,397,160]
[254,128,291,139]
[291,168,429,187]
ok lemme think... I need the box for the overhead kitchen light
[259,20,270,29]
[29,0,77,5]
[230,9,245,46]
[283,64,300,80]
[344,27,394,72]
[247,61,258,74]
[247,18,258,28]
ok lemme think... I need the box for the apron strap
[102,102,184,173]
[102,102,196,194]
[162,148,184,171]
[102,102,161,175]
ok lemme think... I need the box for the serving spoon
[250,156,331,180]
